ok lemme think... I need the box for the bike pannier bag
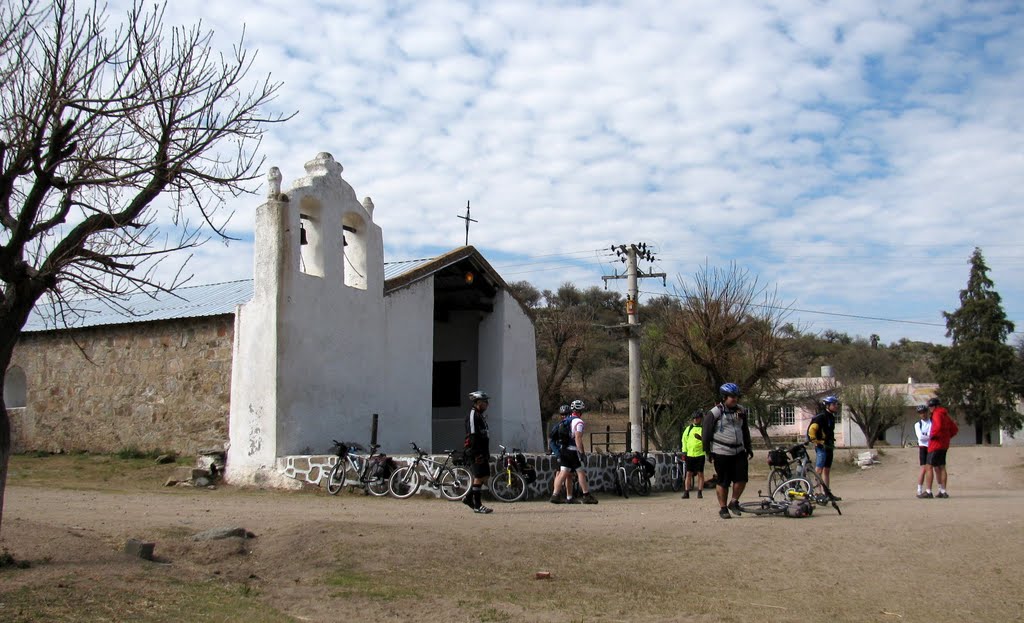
[767,447,788,467]
[785,498,814,518]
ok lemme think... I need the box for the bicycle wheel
[771,477,813,502]
[736,499,787,516]
[616,467,629,499]
[629,468,651,496]
[366,471,390,497]
[670,465,683,492]
[325,461,345,495]
[439,467,472,501]
[767,469,789,499]
[489,470,527,502]
[389,466,421,499]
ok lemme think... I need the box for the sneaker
[719,507,731,519]
[566,497,581,504]
[548,495,564,505]
[697,490,703,499]
[727,500,742,516]
[917,492,933,499]
[473,505,493,514]
[581,493,599,505]
[681,491,690,499]
[937,492,949,498]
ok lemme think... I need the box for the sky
[107,0,1024,346]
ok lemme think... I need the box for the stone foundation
[280,451,682,498]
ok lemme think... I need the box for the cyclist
[680,410,705,499]
[914,405,932,498]
[808,395,841,499]
[702,383,753,519]
[548,404,573,503]
[551,399,598,504]
[463,390,494,514]
[925,397,959,499]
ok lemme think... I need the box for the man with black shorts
[808,395,840,496]
[925,397,958,499]
[464,390,494,513]
[551,400,598,504]
[680,410,705,499]
[914,405,932,498]
[702,383,753,519]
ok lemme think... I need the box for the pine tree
[933,248,1022,443]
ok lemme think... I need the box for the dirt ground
[1,446,1023,623]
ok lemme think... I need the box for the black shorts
[711,452,748,488]
[559,450,581,470]
[927,449,948,467]
[684,455,705,474]
[468,451,492,478]
[919,446,929,466]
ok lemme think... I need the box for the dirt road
[2,446,1022,622]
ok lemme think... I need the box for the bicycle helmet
[468,390,490,402]
[821,395,839,406]
[927,397,941,407]
[915,405,928,414]
[558,404,570,415]
[570,399,586,412]
[692,409,705,420]
[719,383,741,398]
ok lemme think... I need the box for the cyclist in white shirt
[914,405,932,498]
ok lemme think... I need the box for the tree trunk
[755,425,771,448]
[0,404,9,538]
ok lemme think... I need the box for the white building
[227,153,541,485]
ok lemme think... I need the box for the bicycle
[608,452,630,498]
[736,478,817,516]
[626,451,653,496]
[325,440,391,496]
[388,442,473,501]
[766,442,842,514]
[669,452,684,492]
[490,445,535,502]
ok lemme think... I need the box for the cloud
[95,0,1024,345]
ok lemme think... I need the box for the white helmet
[570,399,585,411]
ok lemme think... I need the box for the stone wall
[9,315,234,454]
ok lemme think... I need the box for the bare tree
[535,305,594,422]
[663,261,795,402]
[0,0,290,536]
[840,379,906,449]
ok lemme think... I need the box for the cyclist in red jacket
[925,397,959,499]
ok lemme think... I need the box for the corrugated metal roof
[21,257,442,333]
[23,280,254,333]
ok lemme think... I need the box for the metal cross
[457,200,478,246]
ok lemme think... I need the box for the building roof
[22,246,515,334]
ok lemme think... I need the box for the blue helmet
[821,395,839,406]
[719,383,740,398]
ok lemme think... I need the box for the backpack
[548,416,574,454]
[785,498,814,518]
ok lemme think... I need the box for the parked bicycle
[766,442,841,514]
[325,440,391,496]
[626,451,654,496]
[388,442,473,501]
[608,452,631,498]
[490,445,536,502]
[669,452,684,492]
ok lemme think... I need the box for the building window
[432,361,462,408]
[769,405,795,426]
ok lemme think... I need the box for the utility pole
[602,243,666,452]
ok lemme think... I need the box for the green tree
[0,1,287,537]
[933,248,1021,443]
